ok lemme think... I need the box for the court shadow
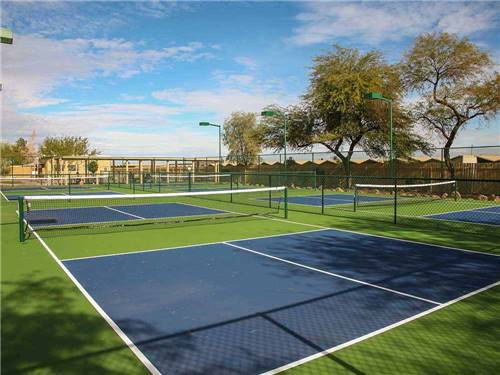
[1,272,148,374]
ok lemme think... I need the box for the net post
[68,174,71,195]
[353,183,357,212]
[132,175,136,194]
[230,174,233,203]
[158,173,161,193]
[18,197,25,242]
[107,175,110,190]
[393,178,397,224]
[188,171,192,192]
[453,180,457,202]
[284,187,288,219]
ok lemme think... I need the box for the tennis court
[262,193,389,207]
[26,202,227,227]
[58,228,500,374]
[6,180,500,374]
[426,205,500,226]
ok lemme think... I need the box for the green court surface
[1,185,499,374]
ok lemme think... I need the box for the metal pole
[218,125,221,172]
[18,197,25,242]
[388,99,394,178]
[284,115,287,174]
[284,188,288,219]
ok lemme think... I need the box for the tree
[401,32,500,177]
[259,46,429,175]
[222,112,261,167]
[87,160,99,175]
[40,136,99,174]
[0,138,34,174]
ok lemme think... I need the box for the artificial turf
[1,187,499,374]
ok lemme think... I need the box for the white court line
[63,228,328,262]
[26,207,500,374]
[0,190,9,201]
[265,216,500,258]
[104,206,146,220]
[23,221,161,375]
[223,242,440,306]
[263,279,500,374]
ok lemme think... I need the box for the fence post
[268,174,272,208]
[284,187,288,219]
[393,177,397,224]
[321,175,325,215]
[18,197,25,242]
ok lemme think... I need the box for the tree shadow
[1,272,151,374]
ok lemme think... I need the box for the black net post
[230,174,233,203]
[353,183,357,212]
[188,171,192,192]
[68,174,72,195]
[454,180,458,202]
[18,197,25,242]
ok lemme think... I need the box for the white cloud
[152,87,297,121]
[235,56,258,70]
[120,94,146,101]
[289,2,499,46]
[211,70,255,86]
[91,130,220,156]
[1,1,184,38]
[1,34,212,109]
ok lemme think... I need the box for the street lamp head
[199,122,210,126]
[261,111,276,117]
[1,28,13,44]
[364,92,385,100]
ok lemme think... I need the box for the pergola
[40,155,222,184]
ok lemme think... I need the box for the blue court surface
[62,229,500,374]
[263,193,389,207]
[26,202,226,227]
[426,205,500,226]
[4,191,122,201]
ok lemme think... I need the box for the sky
[1,0,499,157]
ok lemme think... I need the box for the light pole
[199,122,222,172]
[364,92,394,178]
[1,28,13,92]
[261,110,287,173]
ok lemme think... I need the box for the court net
[354,180,457,209]
[19,186,287,241]
[1,175,110,193]
[137,173,233,192]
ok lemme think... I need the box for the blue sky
[1,1,499,156]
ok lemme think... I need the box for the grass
[1,185,499,374]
